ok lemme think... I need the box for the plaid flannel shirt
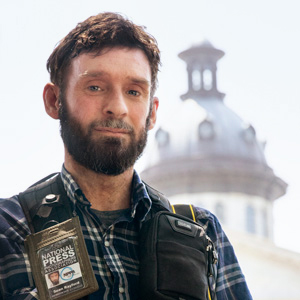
[0,166,252,299]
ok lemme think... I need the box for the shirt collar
[60,165,152,221]
[130,170,152,221]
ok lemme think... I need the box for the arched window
[215,202,225,223]
[198,120,215,140]
[242,124,256,144]
[203,69,212,90]
[192,69,201,91]
[262,209,269,238]
[246,205,256,234]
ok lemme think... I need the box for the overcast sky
[0,0,299,252]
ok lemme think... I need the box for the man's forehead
[74,46,150,66]
[79,70,151,86]
[69,48,151,82]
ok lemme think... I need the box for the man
[48,272,60,287]
[0,12,252,299]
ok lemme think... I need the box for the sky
[0,0,299,252]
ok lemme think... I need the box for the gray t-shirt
[91,208,131,229]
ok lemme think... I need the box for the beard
[50,278,59,285]
[58,95,150,176]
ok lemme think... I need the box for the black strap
[143,182,172,212]
[143,183,198,223]
[19,172,196,233]
[18,173,73,233]
[18,174,173,233]
[172,204,197,222]
[19,173,195,233]
[144,185,198,223]
[18,172,196,233]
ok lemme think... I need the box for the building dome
[141,42,297,300]
[141,41,287,202]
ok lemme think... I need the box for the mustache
[90,119,134,132]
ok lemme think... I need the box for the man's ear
[148,97,159,130]
[43,83,60,120]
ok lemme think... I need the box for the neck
[64,153,133,211]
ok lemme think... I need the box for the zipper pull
[206,237,218,277]
[206,237,218,300]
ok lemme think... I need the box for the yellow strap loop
[171,205,176,213]
[189,204,196,222]
[208,287,212,300]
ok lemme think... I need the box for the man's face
[59,47,158,175]
[49,272,60,285]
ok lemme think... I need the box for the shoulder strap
[171,204,197,222]
[143,182,198,223]
[18,173,73,233]
[143,182,172,212]
[19,177,196,233]
[20,177,172,233]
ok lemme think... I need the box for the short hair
[48,271,59,279]
[47,12,161,97]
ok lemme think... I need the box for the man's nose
[103,89,128,118]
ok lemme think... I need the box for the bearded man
[0,12,252,300]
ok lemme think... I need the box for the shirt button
[104,241,110,247]
[119,286,125,293]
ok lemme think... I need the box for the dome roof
[141,41,287,200]
[154,98,266,165]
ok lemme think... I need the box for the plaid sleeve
[0,197,38,299]
[194,207,253,300]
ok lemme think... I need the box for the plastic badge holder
[25,217,98,300]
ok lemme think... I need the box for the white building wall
[227,229,300,300]
[170,192,273,239]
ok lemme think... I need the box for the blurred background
[0,1,299,298]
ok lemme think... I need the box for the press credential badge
[25,217,98,300]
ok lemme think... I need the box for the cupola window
[192,69,201,91]
[203,69,213,90]
[243,124,256,143]
[246,205,256,234]
[155,128,170,147]
[198,119,215,140]
[262,209,269,237]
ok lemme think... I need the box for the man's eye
[128,90,139,96]
[88,86,101,91]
